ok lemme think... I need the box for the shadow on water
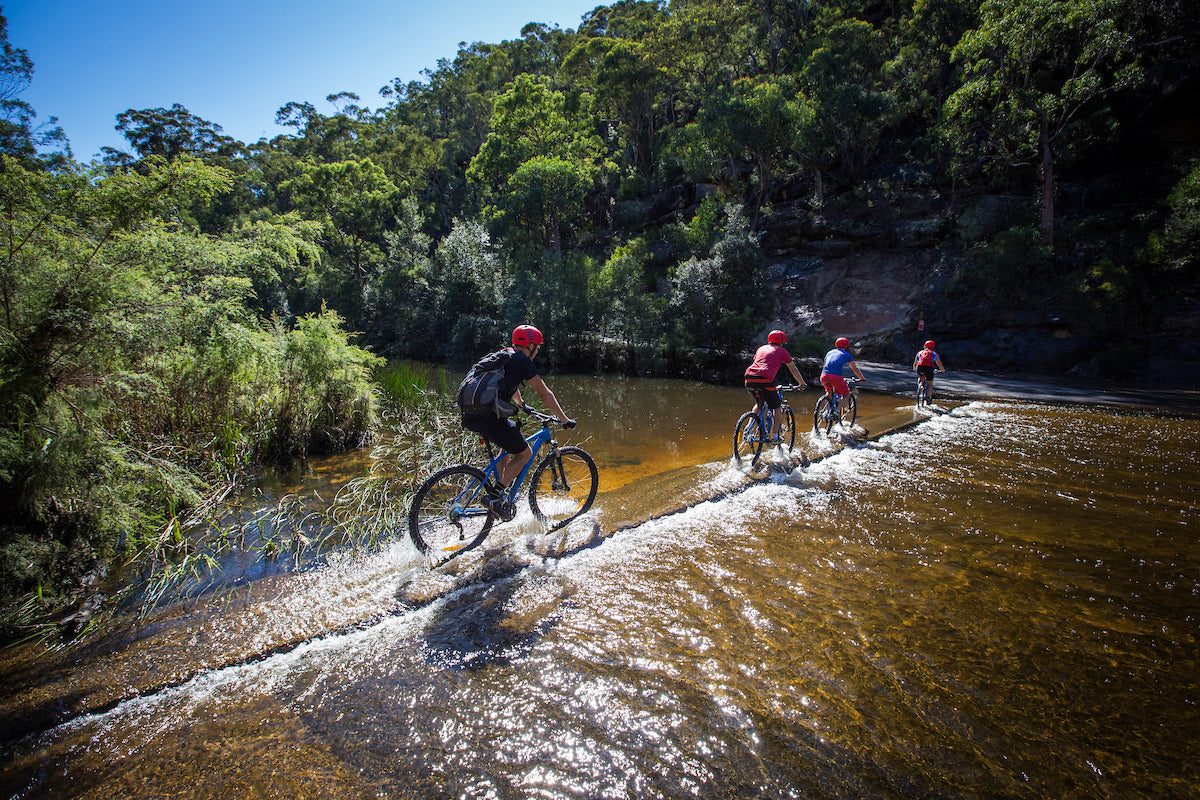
[418,567,563,672]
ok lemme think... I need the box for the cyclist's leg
[916,365,933,405]
[761,387,783,440]
[491,421,532,488]
[745,382,767,416]
[462,414,529,504]
[818,374,836,407]
[821,374,849,414]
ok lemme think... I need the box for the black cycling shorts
[916,365,936,380]
[462,413,529,455]
[744,381,782,409]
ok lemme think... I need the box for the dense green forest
[2,0,1198,631]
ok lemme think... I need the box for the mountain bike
[916,369,943,408]
[408,407,598,560]
[812,378,861,437]
[734,385,804,467]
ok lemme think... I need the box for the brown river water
[1,376,1198,799]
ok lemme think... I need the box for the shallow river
[2,377,1198,799]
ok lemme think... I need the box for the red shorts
[820,374,849,396]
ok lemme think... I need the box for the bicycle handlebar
[520,405,576,428]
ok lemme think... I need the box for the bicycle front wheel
[916,378,928,407]
[529,447,599,528]
[841,394,857,427]
[777,406,796,451]
[734,412,765,465]
[812,397,834,437]
[409,465,493,556]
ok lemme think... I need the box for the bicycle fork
[547,448,571,492]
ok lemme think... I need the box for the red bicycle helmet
[767,329,787,345]
[924,340,936,350]
[835,337,850,348]
[512,325,544,348]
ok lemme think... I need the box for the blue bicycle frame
[478,424,553,503]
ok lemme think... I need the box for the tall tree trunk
[1039,112,1055,250]
[549,205,561,255]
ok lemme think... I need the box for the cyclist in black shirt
[461,325,574,496]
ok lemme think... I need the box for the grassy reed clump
[0,309,384,644]
[320,362,478,550]
[86,362,477,625]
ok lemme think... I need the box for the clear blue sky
[6,0,600,161]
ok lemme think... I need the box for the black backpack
[456,349,519,418]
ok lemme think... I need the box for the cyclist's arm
[785,361,807,389]
[850,361,865,381]
[934,356,945,372]
[527,375,571,423]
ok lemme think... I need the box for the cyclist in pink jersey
[744,330,807,442]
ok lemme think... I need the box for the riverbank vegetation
[1,1,1198,637]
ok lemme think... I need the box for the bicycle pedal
[487,497,517,521]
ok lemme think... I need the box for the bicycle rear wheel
[409,465,493,556]
[734,411,765,465]
[841,394,857,427]
[812,397,834,437]
[917,379,929,407]
[529,446,599,528]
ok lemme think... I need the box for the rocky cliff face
[751,78,1200,387]
[757,185,1200,387]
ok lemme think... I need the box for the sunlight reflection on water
[3,399,1199,799]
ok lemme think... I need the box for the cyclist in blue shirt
[820,337,865,401]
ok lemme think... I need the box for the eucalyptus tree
[942,0,1141,249]
[667,203,767,362]
[282,157,399,301]
[468,74,607,257]
[797,15,893,192]
[0,11,68,167]
[380,43,513,228]
[686,76,812,221]
[273,95,371,164]
[885,0,978,147]
[103,104,242,165]
[565,1,673,182]
[99,103,256,232]
[746,0,822,75]
[564,35,664,181]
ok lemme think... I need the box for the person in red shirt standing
[744,330,807,442]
